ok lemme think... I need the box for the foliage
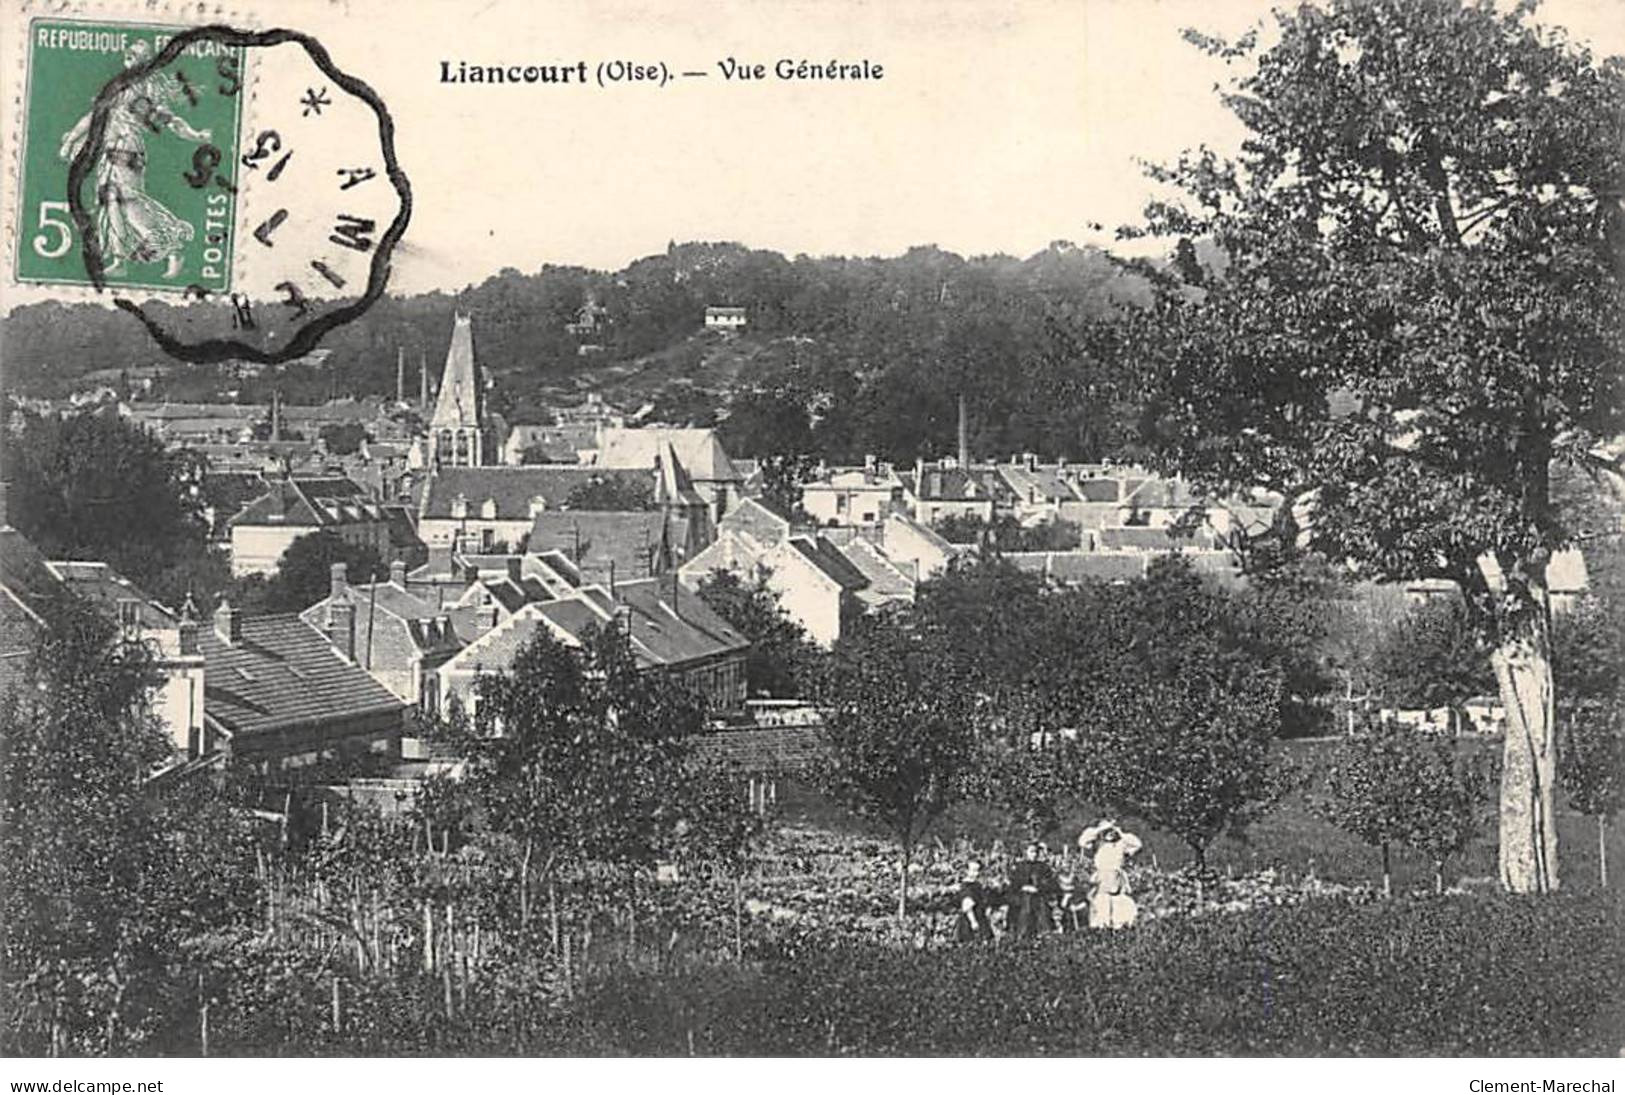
[932,512,1083,551]
[757,454,815,522]
[1050,558,1296,866]
[812,617,976,915]
[564,476,656,512]
[0,595,258,1054]
[2,408,214,606]
[543,891,1625,1056]
[240,530,390,615]
[1129,0,1625,892]
[1318,721,1496,892]
[1367,597,1496,712]
[462,624,755,908]
[318,422,369,457]
[694,570,823,698]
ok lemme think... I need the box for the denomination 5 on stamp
[16,19,245,293]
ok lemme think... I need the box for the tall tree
[813,618,975,919]
[4,408,212,600]
[1131,0,1624,892]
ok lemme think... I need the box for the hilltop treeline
[2,240,1159,463]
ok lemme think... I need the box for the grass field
[774,737,1624,895]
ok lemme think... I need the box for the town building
[300,562,464,712]
[228,475,395,577]
[438,576,749,718]
[801,458,906,528]
[704,305,747,331]
[417,465,659,553]
[427,313,492,467]
[591,427,745,522]
[199,598,407,771]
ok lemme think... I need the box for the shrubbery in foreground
[548,891,1625,1057]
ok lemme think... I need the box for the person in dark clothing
[1007,842,1060,940]
[953,861,995,944]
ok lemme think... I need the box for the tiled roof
[1096,525,1220,551]
[231,477,380,528]
[596,428,741,482]
[421,466,652,520]
[997,464,1079,504]
[528,511,674,579]
[914,466,1016,503]
[787,537,870,592]
[1006,551,1149,584]
[448,578,748,679]
[44,561,177,629]
[831,537,914,601]
[1072,478,1123,503]
[199,614,404,738]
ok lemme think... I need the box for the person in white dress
[1078,819,1143,929]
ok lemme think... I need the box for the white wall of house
[154,657,206,756]
[804,483,894,527]
[762,544,844,648]
[231,521,390,576]
[417,516,533,552]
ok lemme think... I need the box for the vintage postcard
[1,0,1622,1077]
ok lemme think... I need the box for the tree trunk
[897,853,909,922]
[1490,611,1560,894]
[1600,815,1609,890]
[1433,859,1444,896]
[1381,843,1392,899]
[519,836,532,927]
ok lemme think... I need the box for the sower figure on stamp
[1079,820,1142,930]
[1007,841,1060,940]
[953,861,995,945]
[60,40,211,280]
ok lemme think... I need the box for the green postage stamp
[15,20,246,294]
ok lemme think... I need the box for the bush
[548,891,1625,1056]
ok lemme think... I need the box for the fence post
[331,975,341,1037]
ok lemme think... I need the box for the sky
[1,0,1622,304]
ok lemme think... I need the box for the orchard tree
[1131,0,1624,892]
[462,624,723,937]
[1318,720,1423,896]
[1050,559,1297,870]
[813,617,975,919]
[1367,598,1496,719]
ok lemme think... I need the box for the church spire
[428,312,487,466]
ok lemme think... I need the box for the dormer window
[481,497,498,520]
[451,493,469,519]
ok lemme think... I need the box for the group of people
[953,820,1143,943]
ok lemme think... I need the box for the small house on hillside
[704,306,747,332]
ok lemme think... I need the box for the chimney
[271,390,282,442]
[178,596,200,656]
[213,600,241,644]
[505,557,521,583]
[390,559,407,587]
[327,563,355,661]
[396,348,405,404]
[957,392,969,469]
[420,352,429,410]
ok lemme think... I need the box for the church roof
[596,428,741,483]
[430,314,483,431]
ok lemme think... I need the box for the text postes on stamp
[18,20,246,295]
[25,21,411,365]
